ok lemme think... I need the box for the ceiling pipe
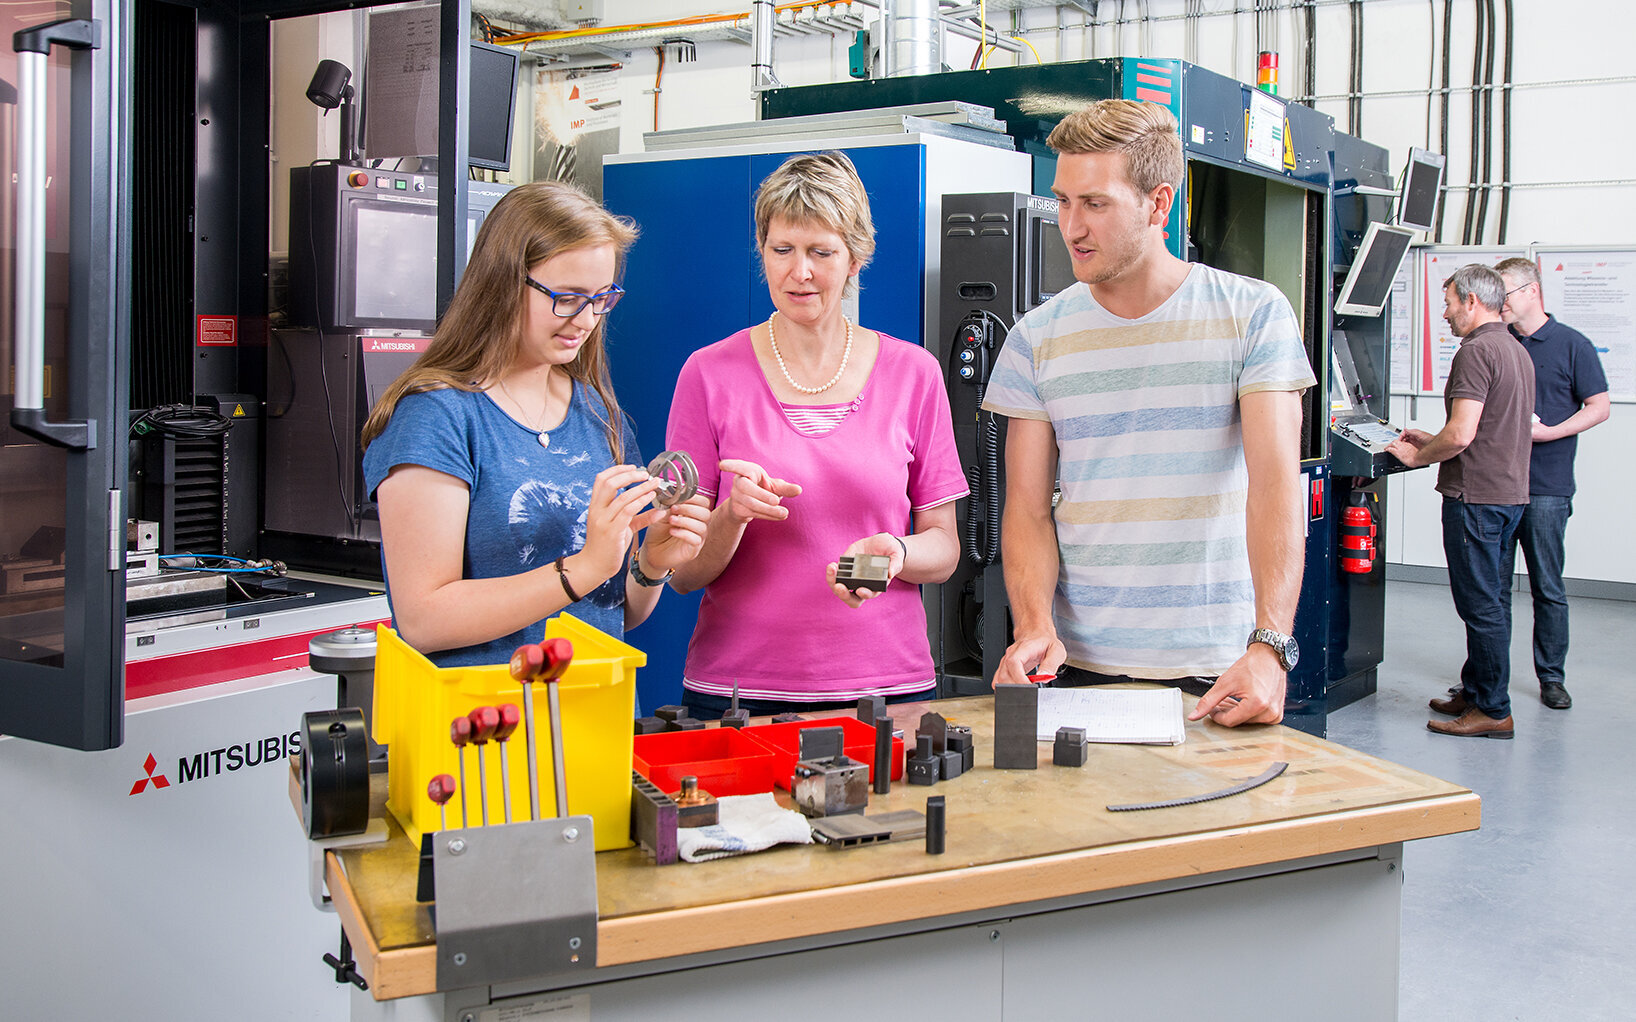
[881,0,941,77]
[751,0,780,93]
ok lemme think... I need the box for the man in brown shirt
[1387,264,1534,739]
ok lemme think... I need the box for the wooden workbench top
[324,693,1479,1000]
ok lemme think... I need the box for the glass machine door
[2,0,128,749]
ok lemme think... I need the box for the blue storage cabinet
[604,135,1028,713]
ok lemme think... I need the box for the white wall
[564,0,1635,586]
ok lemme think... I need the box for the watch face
[1282,640,1299,670]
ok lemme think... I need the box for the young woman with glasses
[360,182,706,666]
[664,151,967,717]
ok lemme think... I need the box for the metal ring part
[647,449,699,507]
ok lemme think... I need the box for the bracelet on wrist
[629,550,673,588]
[554,555,583,603]
[889,534,908,562]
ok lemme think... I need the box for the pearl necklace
[766,311,853,395]
[497,377,554,448]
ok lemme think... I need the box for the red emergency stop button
[347,171,369,188]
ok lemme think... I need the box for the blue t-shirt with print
[362,383,640,667]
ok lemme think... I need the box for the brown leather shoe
[1427,708,1514,739]
[1429,690,1472,715]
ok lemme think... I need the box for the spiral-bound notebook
[1034,687,1187,746]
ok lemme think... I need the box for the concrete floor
[1326,580,1635,1022]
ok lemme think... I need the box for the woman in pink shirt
[665,152,967,717]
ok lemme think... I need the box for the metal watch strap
[628,551,672,588]
[1247,627,1296,671]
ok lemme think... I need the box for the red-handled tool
[449,716,472,828]
[427,774,456,832]
[467,706,500,826]
[509,637,574,820]
[494,703,521,824]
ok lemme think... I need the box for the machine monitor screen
[1334,222,1416,318]
[351,203,438,323]
[469,42,519,171]
[1396,147,1446,232]
[1032,218,1077,303]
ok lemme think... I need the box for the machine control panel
[1330,417,1410,477]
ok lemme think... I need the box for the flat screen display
[352,203,438,323]
[469,42,519,171]
[1334,222,1416,318]
[1032,218,1076,304]
[1396,147,1446,232]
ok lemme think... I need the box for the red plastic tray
[632,726,780,797]
[740,716,904,790]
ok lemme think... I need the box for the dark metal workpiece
[809,810,926,848]
[907,734,939,786]
[993,683,1040,769]
[917,711,948,756]
[792,756,870,817]
[872,715,893,795]
[1106,762,1290,812]
[856,695,886,723]
[721,680,749,729]
[630,771,679,865]
[947,728,975,773]
[1053,726,1089,768]
[770,712,807,724]
[653,704,689,723]
[799,725,846,764]
[666,717,706,732]
[938,749,964,780]
[835,553,891,592]
[633,716,667,735]
[925,796,946,855]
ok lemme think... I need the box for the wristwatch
[628,551,673,588]
[1247,628,1300,672]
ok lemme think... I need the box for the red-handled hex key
[508,637,574,820]
[427,774,456,832]
[467,706,500,826]
[493,704,521,823]
[449,716,472,828]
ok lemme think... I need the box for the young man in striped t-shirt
[982,99,1315,727]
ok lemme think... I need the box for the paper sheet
[1035,687,1186,745]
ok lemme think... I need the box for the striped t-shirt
[981,264,1315,678]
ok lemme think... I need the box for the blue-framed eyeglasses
[524,277,625,317]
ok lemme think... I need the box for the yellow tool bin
[372,614,643,850]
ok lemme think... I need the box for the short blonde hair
[753,151,877,272]
[1047,100,1183,196]
[1494,256,1539,289]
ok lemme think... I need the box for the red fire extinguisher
[1340,496,1376,574]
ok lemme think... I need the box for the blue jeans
[1442,498,1524,719]
[1506,495,1573,686]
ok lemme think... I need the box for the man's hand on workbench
[1189,645,1286,726]
[992,631,1066,687]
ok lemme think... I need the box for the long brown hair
[360,181,638,459]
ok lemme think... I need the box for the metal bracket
[434,816,598,990]
[307,820,390,913]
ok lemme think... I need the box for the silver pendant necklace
[497,378,553,448]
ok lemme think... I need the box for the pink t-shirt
[665,329,969,701]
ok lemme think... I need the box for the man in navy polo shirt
[1495,257,1610,710]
